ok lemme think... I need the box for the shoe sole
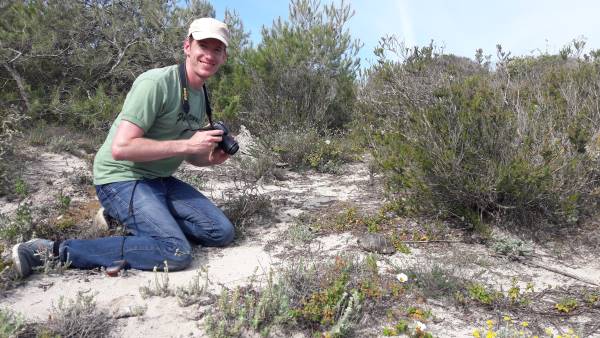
[11,243,25,278]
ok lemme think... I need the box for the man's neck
[185,62,206,91]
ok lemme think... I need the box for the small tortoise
[357,233,396,254]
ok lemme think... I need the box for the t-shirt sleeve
[120,78,164,132]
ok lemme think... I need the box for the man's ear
[183,38,192,57]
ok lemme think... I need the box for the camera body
[212,121,239,155]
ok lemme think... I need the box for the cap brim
[190,32,228,47]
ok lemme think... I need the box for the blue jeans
[58,177,234,271]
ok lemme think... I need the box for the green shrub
[0,308,25,337]
[221,183,272,240]
[468,283,501,305]
[43,291,113,338]
[205,255,401,337]
[260,127,355,173]
[361,40,600,230]
[205,272,293,338]
[0,203,33,243]
[242,0,360,131]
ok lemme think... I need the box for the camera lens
[213,121,239,155]
[220,136,239,155]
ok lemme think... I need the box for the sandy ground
[1,148,600,338]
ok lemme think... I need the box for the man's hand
[184,129,234,167]
[208,147,230,165]
[185,129,224,156]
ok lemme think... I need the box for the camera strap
[178,63,214,127]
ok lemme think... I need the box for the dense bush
[361,38,600,229]
[241,0,360,132]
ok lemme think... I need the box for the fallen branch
[402,239,462,244]
[518,259,599,287]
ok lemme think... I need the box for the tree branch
[2,62,30,112]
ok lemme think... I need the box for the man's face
[184,38,227,80]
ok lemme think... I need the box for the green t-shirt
[93,65,206,185]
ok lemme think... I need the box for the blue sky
[211,0,600,67]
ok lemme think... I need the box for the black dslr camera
[212,121,239,155]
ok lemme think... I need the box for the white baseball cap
[188,17,229,47]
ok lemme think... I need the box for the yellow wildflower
[521,321,529,327]
[545,327,554,335]
[485,330,496,338]
[503,315,511,321]
[473,329,481,338]
[486,319,494,329]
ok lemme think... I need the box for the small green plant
[205,271,293,338]
[43,290,113,338]
[286,221,316,245]
[390,231,411,254]
[221,183,272,240]
[382,327,395,336]
[395,320,409,334]
[555,297,578,313]
[56,190,72,214]
[0,203,33,243]
[492,238,533,257]
[55,216,77,230]
[324,290,362,338]
[38,248,71,275]
[382,319,410,336]
[13,178,28,198]
[139,261,173,298]
[0,307,25,337]
[468,283,501,305]
[406,262,465,301]
[263,128,353,173]
[48,135,78,154]
[305,138,347,173]
[506,278,533,305]
[175,268,210,307]
[406,306,431,321]
[585,292,599,305]
[14,203,32,224]
[293,271,349,325]
[313,206,362,233]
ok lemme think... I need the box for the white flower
[396,272,408,283]
[414,321,426,331]
[325,139,331,145]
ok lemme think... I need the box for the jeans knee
[160,240,192,271]
[217,222,235,246]
[166,252,192,271]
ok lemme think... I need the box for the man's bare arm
[111,120,223,162]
